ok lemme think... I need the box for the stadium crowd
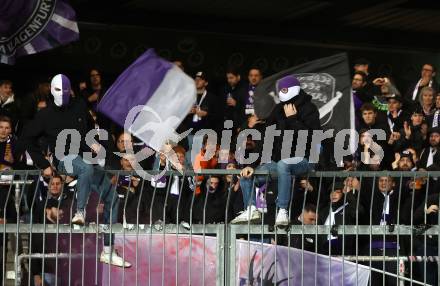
[0,58,440,285]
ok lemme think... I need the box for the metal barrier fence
[1,169,440,286]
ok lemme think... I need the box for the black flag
[254,53,352,132]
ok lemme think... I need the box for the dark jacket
[418,147,440,171]
[181,90,213,133]
[194,178,227,224]
[263,90,321,162]
[0,95,20,131]
[16,97,94,169]
[148,172,195,224]
[213,82,247,132]
[404,79,439,111]
[318,192,359,255]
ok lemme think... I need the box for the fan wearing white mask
[16,74,131,268]
[231,75,321,227]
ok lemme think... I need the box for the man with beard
[231,75,320,227]
[418,127,440,170]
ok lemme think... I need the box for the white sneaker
[180,221,191,230]
[100,250,132,268]
[275,208,289,226]
[72,211,85,225]
[231,206,261,224]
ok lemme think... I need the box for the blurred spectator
[318,181,358,255]
[116,152,148,225]
[150,145,194,227]
[405,63,438,107]
[80,68,112,130]
[418,86,436,126]
[223,161,244,222]
[394,106,425,153]
[214,67,247,133]
[181,72,213,152]
[418,127,440,170]
[352,71,373,128]
[244,68,263,117]
[17,78,50,134]
[385,94,409,134]
[392,149,416,171]
[371,77,400,113]
[194,175,227,224]
[413,193,439,285]
[361,176,404,286]
[0,116,15,171]
[279,204,318,251]
[358,103,388,133]
[0,80,19,131]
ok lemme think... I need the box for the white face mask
[51,74,71,107]
[278,85,300,102]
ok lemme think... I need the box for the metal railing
[1,169,439,286]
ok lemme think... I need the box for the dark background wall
[1,22,440,97]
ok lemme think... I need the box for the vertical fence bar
[422,173,430,286]
[328,175,335,286]
[300,176,307,286]
[161,171,173,286]
[355,174,363,286]
[223,176,234,286]
[54,177,66,286]
[202,175,211,286]
[148,182,158,286]
[28,174,41,286]
[135,177,146,286]
[368,175,376,286]
[286,175,294,286]
[175,170,187,286]
[396,174,403,286]
[314,174,322,286]
[188,173,199,286]
[2,176,14,286]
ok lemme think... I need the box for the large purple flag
[98,49,196,151]
[0,0,79,64]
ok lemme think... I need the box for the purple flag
[0,0,79,64]
[98,49,196,151]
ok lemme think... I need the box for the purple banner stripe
[97,49,173,127]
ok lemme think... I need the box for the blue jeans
[276,157,313,209]
[240,158,313,210]
[57,155,119,246]
[240,162,277,208]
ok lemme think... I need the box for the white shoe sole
[231,216,261,224]
[100,256,131,268]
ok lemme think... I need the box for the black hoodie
[16,97,94,169]
[262,90,321,162]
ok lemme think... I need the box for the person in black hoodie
[231,75,320,227]
[16,74,130,268]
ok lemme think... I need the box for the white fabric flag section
[98,49,196,151]
[128,67,196,150]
